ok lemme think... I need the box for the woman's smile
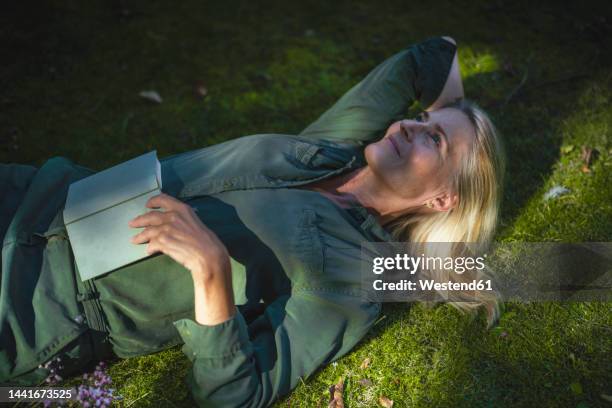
[388,134,401,157]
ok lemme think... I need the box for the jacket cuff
[409,36,457,109]
[173,311,251,360]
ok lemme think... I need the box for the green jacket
[0,37,456,406]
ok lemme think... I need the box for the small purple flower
[74,360,123,406]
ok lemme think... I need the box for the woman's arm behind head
[426,36,465,111]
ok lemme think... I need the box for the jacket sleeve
[173,288,380,408]
[298,36,457,144]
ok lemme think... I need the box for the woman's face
[364,107,476,205]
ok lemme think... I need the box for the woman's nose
[400,120,418,141]
[401,120,427,140]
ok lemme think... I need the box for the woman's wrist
[190,253,236,325]
[191,250,230,282]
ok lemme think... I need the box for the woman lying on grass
[0,35,505,406]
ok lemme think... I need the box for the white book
[63,151,162,281]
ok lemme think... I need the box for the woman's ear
[430,191,459,212]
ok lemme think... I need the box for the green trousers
[1,159,197,385]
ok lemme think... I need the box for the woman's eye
[429,132,441,147]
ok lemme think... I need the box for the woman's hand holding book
[128,193,236,325]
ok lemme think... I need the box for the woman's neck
[299,167,426,226]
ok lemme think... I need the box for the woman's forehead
[429,107,476,152]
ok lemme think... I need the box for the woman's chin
[365,139,400,170]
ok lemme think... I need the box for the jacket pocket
[293,209,326,277]
[293,141,346,170]
[294,141,323,166]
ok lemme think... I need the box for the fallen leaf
[139,90,163,104]
[194,82,208,99]
[328,377,344,408]
[358,378,373,387]
[379,396,394,407]
[581,145,592,164]
[580,145,599,172]
[359,357,371,369]
[543,186,570,201]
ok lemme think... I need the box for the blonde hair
[387,99,506,327]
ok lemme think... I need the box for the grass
[1,0,611,406]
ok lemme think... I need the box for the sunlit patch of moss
[456,47,509,105]
[106,348,193,407]
[460,49,501,76]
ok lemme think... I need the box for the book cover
[63,150,162,281]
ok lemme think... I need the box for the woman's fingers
[129,209,179,228]
[143,232,187,268]
[131,224,163,244]
[133,225,174,251]
[126,192,228,272]
[145,193,187,212]
[129,194,195,228]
